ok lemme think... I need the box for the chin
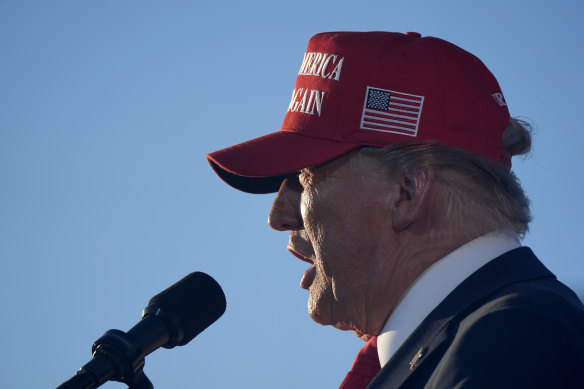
[308,299,357,331]
[308,310,330,326]
[332,320,357,331]
[310,311,357,332]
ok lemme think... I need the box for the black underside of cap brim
[208,159,286,194]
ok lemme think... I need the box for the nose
[268,176,303,231]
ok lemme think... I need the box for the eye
[285,173,305,193]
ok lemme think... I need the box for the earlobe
[391,169,435,231]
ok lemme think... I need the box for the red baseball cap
[207,31,511,193]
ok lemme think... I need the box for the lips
[300,265,316,289]
[288,247,316,289]
[288,247,314,264]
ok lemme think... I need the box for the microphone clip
[88,329,153,389]
[57,327,155,389]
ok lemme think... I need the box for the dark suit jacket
[366,247,584,389]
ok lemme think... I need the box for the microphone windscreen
[147,272,226,346]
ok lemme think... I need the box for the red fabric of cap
[207,31,511,193]
[208,131,360,193]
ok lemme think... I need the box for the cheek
[300,190,325,243]
[300,188,322,221]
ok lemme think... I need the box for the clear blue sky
[1,1,583,388]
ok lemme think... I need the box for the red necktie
[339,336,381,389]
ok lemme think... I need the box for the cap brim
[207,131,360,194]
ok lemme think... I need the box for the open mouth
[288,247,317,289]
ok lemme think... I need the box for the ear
[391,169,435,231]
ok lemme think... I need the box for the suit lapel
[366,247,555,389]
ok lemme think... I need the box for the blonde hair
[359,118,533,239]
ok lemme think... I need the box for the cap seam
[280,126,364,145]
[431,39,447,135]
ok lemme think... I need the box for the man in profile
[207,32,584,388]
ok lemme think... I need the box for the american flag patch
[360,87,424,136]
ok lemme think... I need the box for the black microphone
[57,272,226,389]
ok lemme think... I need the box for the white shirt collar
[377,231,520,367]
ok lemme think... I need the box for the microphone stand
[127,373,153,389]
[57,329,154,389]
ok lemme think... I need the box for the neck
[363,224,491,337]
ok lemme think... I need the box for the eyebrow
[300,166,323,178]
